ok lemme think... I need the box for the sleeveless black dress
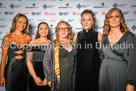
[4,44,28,91]
[26,46,50,91]
[75,29,100,91]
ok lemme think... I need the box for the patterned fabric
[43,40,60,91]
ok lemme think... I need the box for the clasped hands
[33,76,47,86]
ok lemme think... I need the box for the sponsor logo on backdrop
[96,25,103,30]
[70,0,80,1]
[131,5,136,7]
[59,12,69,16]
[10,4,22,9]
[68,19,75,22]
[45,12,56,15]
[0,19,6,21]
[43,4,55,9]
[37,19,47,22]
[93,3,108,8]
[50,19,56,22]
[18,12,29,15]
[31,12,42,16]
[113,3,127,8]
[58,3,73,8]
[126,19,136,22]
[4,11,14,15]
[134,10,136,15]
[76,28,83,30]
[0,3,6,8]
[76,4,90,9]
[9,19,13,21]
[28,19,34,22]
[102,11,106,15]
[131,25,136,31]
[0,32,2,35]
[123,11,130,15]
[6,32,9,34]
[25,3,39,8]
[28,0,38,1]
[73,12,81,15]
[0,25,8,28]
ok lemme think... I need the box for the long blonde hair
[103,8,129,35]
[10,14,29,33]
[55,21,72,39]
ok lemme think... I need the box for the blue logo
[4,11,14,15]
[37,19,47,22]
[76,4,89,9]
[113,3,127,8]
[28,19,34,22]
[0,32,2,34]
[0,25,8,28]
[68,19,75,22]
[131,25,136,31]
[93,3,108,8]
[123,11,130,15]
[10,4,22,9]
[31,12,41,16]
[131,5,136,7]
[25,3,39,8]
[59,12,69,16]
[0,3,6,8]
[43,4,55,9]
[0,19,6,21]
[58,3,73,8]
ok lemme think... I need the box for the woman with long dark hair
[26,22,50,91]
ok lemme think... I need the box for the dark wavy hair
[35,22,50,39]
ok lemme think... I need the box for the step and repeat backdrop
[0,0,136,90]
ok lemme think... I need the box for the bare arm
[73,32,78,42]
[98,32,102,42]
[0,36,9,86]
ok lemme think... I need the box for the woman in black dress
[73,9,102,91]
[0,14,31,91]
[99,8,136,91]
[26,22,50,91]
[43,21,76,91]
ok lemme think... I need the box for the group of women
[0,7,136,91]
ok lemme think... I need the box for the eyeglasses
[58,28,69,32]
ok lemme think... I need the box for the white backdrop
[0,0,136,90]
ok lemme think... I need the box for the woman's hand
[41,78,47,86]
[0,77,5,87]
[33,76,43,86]
[126,84,134,91]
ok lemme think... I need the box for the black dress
[4,44,28,91]
[99,32,136,91]
[59,43,76,91]
[75,29,100,91]
[26,46,50,91]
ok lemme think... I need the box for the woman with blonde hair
[99,8,136,91]
[0,14,31,91]
[43,21,76,91]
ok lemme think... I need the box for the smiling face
[16,16,27,32]
[15,16,27,32]
[38,24,49,37]
[58,23,69,39]
[81,13,94,31]
[109,10,122,28]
